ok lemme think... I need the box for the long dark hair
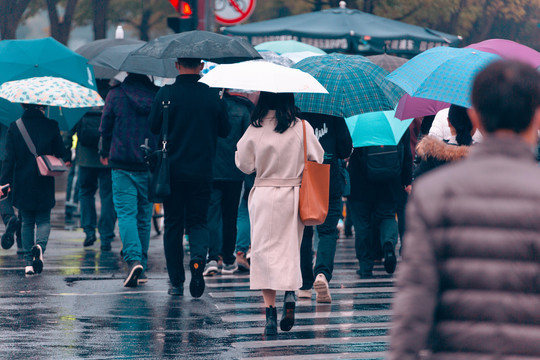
[448,105,473,146]
[251,92,299,133]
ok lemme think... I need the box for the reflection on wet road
[0,230,393,359]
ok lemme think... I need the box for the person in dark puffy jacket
[389,60,540,360]
[100,73,159,288]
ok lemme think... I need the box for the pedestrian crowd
[0,55,539,359]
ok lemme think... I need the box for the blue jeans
[112,170,152,270]
[79,166,116,244]
[235,196,250,254]
[19,209,51,266]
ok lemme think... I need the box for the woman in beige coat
[235,92,324,336]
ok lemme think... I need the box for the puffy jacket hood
[120,74,158,114]
[416,135,469,162]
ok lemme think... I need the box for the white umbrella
[199,60,328,93]
[0,76,104,108]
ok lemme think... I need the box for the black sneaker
[383,242,397,274]
[189,259,205,298]
[123,260,143,287]
[137,272,148,284]
[31,244,43,274]
[1,217,18,250]
[168,285,184,296]
[83,234,96,247]
[100,243,112,251]
[356,269,373,278]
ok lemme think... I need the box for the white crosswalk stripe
[205,237,396,359]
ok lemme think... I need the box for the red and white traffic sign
[215,0,256,25]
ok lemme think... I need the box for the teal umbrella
[0,37,97,131]
[293,53,404,118]
[345,110,413,147]
[255,40,326,55]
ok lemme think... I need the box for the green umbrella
[293,53,404,118]
[255,40,326,55]
[0,37,97,130]
[345,110,413,147]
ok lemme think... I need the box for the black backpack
[77,113,101,148]
[364,143,403,182]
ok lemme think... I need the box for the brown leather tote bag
[299,120,330,226]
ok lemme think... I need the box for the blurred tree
[45,0,79,44]
[73,0,110,39]
[0,0,32,39]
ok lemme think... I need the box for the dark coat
[413,135,470,179]
[301,112,353,196]
[347,130,412,203]
[389,135,540,360]
[213,93,252,181]
[0,109,70,211]
[100,74,159,171]
[148,74,229,182]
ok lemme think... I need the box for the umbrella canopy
[0,77,104,108]
[0,37,98,131]
[366,54,408,72]
[259,51,295,67]
[255,40,326,55]
[89,44,178,78]
[466,39,540,69]
[76,38,145,79]
[223,5,460,56]
[132,30,262,63]
[395,94,449,120]
[386,47,500,108]
[293,53,404,118]
[281,51,324,63]
[345,110,413,147]
[199,60,328,93]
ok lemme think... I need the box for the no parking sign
[215,0,256,25]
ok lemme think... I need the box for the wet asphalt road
[0,206,394,359]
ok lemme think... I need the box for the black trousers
[207,180,243,265]
[163,180,211,287]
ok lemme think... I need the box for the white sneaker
[31,244,43,274]
[313,273,332,303]
[203,260,219,276]
[221,261,238,275]
[25,266,35,276]
[297,289,312,299]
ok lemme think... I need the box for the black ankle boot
[264,306,277,335]
[280,291,296,331]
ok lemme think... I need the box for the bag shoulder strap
[301,119,307,165]
[15,119,38,157]
[161,86,170,144]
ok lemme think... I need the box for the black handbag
[147,87,171,202]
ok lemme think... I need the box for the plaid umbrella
[366,54,408,72]
[293,53,405,118]
[386,47,500,108]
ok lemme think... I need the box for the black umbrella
[89,44,178,78]
[76,38,145,79]
[133,30,262,64]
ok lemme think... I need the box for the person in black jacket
[0,104,70,275]
[148,58,229,297]
[298,113,353,303]
[347,131,412,278]
[204,90,253,276]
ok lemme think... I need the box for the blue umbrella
[0,37,97,131]
[345,110,413,147]
[255,40,326,55]
[293,53,404,118]
[386,47,501,108]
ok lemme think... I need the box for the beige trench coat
[235,112,324,290]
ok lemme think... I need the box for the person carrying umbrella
[0,104,71,275]
[148,58,230,298]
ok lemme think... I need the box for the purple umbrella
[466,39,540,69]
[395,94,449,120]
